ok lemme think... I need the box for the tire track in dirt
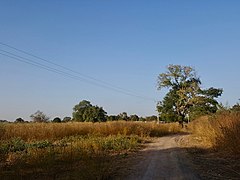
[125,135,200,180]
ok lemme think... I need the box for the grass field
[0,121,181,179]
[188,111,240,156]
[2,112,238,179]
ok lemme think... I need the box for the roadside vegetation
[181,108,240,179]
[0,121,181,179]
[188,109,240,156]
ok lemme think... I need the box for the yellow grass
[0,121,181,141]
[188,111,240,156]
[187,116,219,147]
[214,111,240,155]
[0,121,181,179]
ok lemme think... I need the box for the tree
[231,102,240,112]
[107,115,119,121]
[30,110,49,123]
[15,118,25,123]
[145,115,158,122]
[52,117,61,123]
[188,87,223,120]
[62,116,72,122]
[139,117,146,121]
[157,89,179,122]
[129,114,139,121]
[0,120,8,123]
[72,100,107,122]
[72,100,91,121]
[157,64,223,126]
[118,112,128,120]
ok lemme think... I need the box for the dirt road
[125,135,200,180]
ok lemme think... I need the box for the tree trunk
[178,114,185,128]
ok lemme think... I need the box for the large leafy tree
[188,87,223,119]
[129,114,139,121]
[72,100,107,122]
[118,112,128,120]
[30,110,49,123]
[52,117,62,123]
[231,100,240,112]
[157,65,223,125]
[15,118,25,123]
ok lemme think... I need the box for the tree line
[4,64,240,124]
[12,100,158,123]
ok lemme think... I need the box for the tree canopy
[72,100,107,122]
[15,117,25,123]
[52,117,61,123]
[157,64,223,124]
[62,116,72,122]
[30,110,49,123]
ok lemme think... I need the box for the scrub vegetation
[0,121,181,179]
[188,110,240,156]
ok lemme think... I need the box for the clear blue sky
[1,1,240,121]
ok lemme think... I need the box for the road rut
[125,135,200,180]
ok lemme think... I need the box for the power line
[0,45,157,102]
[0,51,155,101]
[0,41,152,99]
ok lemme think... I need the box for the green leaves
[30,110,49,123]
[158,64,197,90]
[157,64,223,123]
[72,100,107,122]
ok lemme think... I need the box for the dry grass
[188,111,240,156]
[187,116,219,148]
[214,111,240,155]
[0,134,140,179]
[0,121,181,141]
[0,121,181,179]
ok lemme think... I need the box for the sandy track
[125,135,200,180]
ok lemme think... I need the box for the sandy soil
[122,135,200,180]
[111,134,240,180]
[180,135,240,180]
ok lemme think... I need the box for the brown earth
[180,135,240,180]
[110,134,240,180]
[110,135,199,180]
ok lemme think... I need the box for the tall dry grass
[0,121,181,141]
[0,135,140,179]
[188,111,240,156]
[214,111,240,155]
[0,121,181,179]
[188,116,219,147]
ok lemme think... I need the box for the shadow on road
[110,135,240,180]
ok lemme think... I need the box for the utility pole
[157,114,160,124]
